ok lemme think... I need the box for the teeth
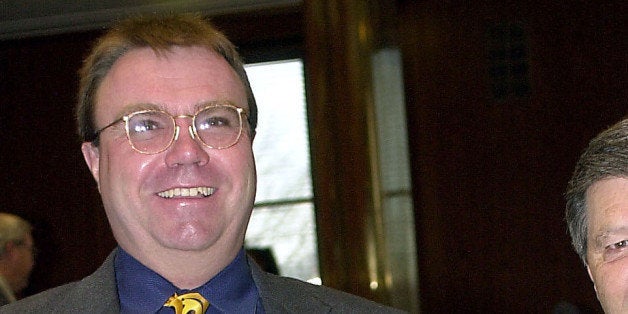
[158,187,214,198]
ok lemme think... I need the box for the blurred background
[0,1,625,313]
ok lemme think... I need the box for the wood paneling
[304,0,385,303]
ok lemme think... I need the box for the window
[243,59,320,284]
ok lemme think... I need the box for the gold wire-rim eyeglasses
[91,102,248,154]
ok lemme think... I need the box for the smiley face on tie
[164,292,210,314]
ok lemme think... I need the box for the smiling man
[0,14,403,313]
[566,118,628,313]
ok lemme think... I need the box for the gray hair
[0,213,32,256]
[565,117,628,264]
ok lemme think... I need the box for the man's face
[585,177,628,313]
[81,47,256,263]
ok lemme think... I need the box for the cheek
[233,151,256,192]
[595,263,628,297]
[219,148,256,214]
[220,142,255,180]
[99,147,155,199]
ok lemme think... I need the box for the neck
[123,244,242,289]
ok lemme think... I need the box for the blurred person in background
[0,213,35,305]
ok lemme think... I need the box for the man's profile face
[585,177,628,313]
[81,46,256,263]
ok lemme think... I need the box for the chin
[161,228,217,251]
[161,237,214,252]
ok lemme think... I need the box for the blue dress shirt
[115,247,264,313]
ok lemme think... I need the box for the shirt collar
[115,247,260,313]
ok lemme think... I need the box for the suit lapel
[248,256,332,313]
[54,249,120,313]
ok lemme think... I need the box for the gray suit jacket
[0,249,405,313]
[0,294,10,307]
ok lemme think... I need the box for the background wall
[399,1,624,312]
[0,31,115,295]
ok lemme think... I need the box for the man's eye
[602,239,628,262]
[606,240,628,250]
[132,120,162,133]
[198,117,231,130]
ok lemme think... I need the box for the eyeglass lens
[126,105,242,153]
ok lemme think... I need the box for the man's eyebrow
[594,226,628,244]
[117,103,164,116]
[193,100,217,110]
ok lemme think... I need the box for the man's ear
[81,142,100,187]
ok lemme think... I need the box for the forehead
[95,46,247,119]
[586,177,628,236]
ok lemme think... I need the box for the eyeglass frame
[91,102,249,154]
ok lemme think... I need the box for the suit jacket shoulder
[1,250,406,313]
[0,250,119,313]
[249,258,406,313]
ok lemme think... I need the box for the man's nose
[164,122,210,167]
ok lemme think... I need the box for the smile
[157,187,215,198]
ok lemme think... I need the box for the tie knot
[164,292,210,314]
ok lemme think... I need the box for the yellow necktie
[164,292,210,314]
